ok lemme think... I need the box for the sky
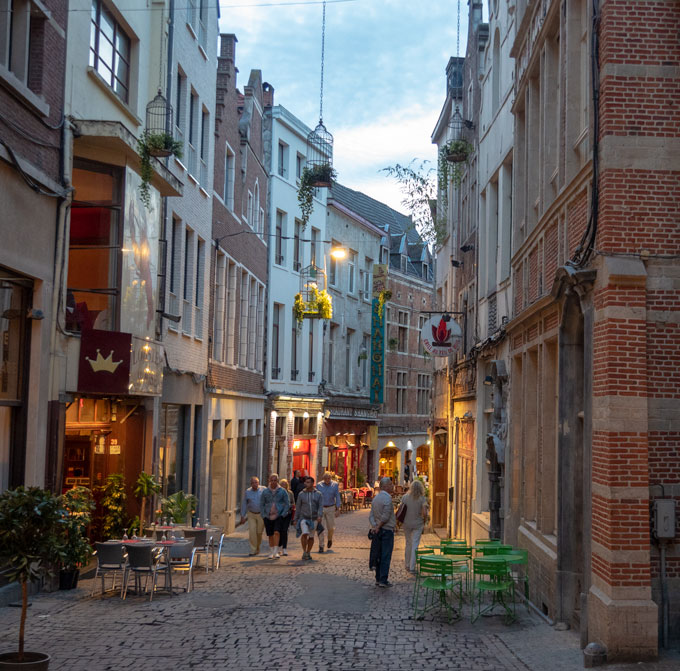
[218,0,484,214]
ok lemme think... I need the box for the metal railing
[271,367,281,380]
[308,371,315,382]
[291,369,299,381]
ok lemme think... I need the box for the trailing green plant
[357,350,368,366]
[126,516,141,537]
[60,486,95,570]
[292,287,333,324]
[439,138,473,189]
[161,490,198,524]
[137,130,183,209]
[0,487,67,662]
[134,471,161,534]
[297,163,337,229]
[377,289,392,320]
[98,473,127,539]
[388,337,398,352]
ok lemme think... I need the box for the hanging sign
[370,298,385,404]
[421,315,462,357]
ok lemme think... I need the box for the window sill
[573,126,589,150]
[87,67,141,126]
[174,156,187,172]
[199,186,210,199]
[186,22,197,40]
[198,44,208,62]
[187,172,199,186]
[0,63,50,117]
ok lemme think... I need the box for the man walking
[238,476,265,556]
[316,472,341,552]
[294,476,323,560]
[369,477,396,587]
[259,473,290,559]
[290,469,305,500]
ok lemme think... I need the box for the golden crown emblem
[86,349,123,374]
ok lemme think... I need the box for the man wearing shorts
[259,473,290,559]
[294,476,323,560]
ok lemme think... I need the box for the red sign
[421,315,462,357]
[78,330,132,394]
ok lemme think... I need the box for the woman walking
[260,473,290,559]
[400,479,429,573]
[279,478,295,556]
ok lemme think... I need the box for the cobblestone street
[1,511,678,671]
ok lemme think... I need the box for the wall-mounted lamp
[483,375,495,386]
[460,244,475,253]
[330,246,347,260]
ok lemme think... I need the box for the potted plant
[98,473,127,540]
[0,487,66,670]
[137,130,183,209]
[443,138,473,163]
[297,163,337,229]
[59,487,94,590]
[134,472,161,535]
[292,287,333,324]
[388,337,399,352]
[161,490,198,525]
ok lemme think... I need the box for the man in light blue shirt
[237,476,265,555]
[316,472,342,552]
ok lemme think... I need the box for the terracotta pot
[446,151,467,163]
[147,148,172,158]
[0,652,50,670]
[311,180,331,188]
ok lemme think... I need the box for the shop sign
[421,315,462,357]
[371,263,388,297]
[327,406,379,420]
[128,336,163,395]
[78,329,131,394]
[370,298,385,404]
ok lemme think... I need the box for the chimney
[263,82,274,108]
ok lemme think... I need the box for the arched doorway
[415,445,430,481]
[378,447,399,481]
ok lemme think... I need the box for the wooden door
[432,442,448,527]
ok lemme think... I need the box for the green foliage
[126,516,141,537]
[377,289,391,320]
[161,490,197,524]
[356,470,366,487]
[134,471,160,533]
[292,288,333,324]
[382,160,448,247]
[388,337,398,352]
[98,473,127,539]
[137,130,183,209]
[297,163,337,229]
[439,139,473,188]
[0,487,67,658]
[60,486,95,569]
[415,476,431,501]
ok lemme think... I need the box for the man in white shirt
[237,477,265,556]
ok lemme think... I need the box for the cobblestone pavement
[1,510,679,671]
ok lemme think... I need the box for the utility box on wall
[653,499,677,539]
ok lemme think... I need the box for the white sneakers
[282,549,288,556]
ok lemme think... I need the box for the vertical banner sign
[370,263,388,404]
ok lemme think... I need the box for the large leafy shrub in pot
[97,473,127,540]
[0,487,66,666]
[59,487,94,587]
[161,490,197,525]
[134,472,160,534]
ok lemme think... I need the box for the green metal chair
[441,545,473,595]
[413,556,463,623]
[471,557,516,624]
[500,548,529,607]
[411,547,436,605]
[479,543,513,556]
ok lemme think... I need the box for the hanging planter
[293,286,333,324]
[137,130,182,209]
[297,162,337,229]
[444,139,473,163]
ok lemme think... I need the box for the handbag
[396,502,408,524]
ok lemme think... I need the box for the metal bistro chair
[91,542,127,597]
[411,547,436,606]
[470,557,515,624]
[161,538,196,593]
[413,556,463,623]
[478,543,513,556]
[214,533,226,570]
[499,547,529,608]
[184,529,212,572]
[122,544,164,601]
[441,545,473,595]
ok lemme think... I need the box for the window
[329,246,337,285]
[328,324,337,385]
[194,239,204,338]
[296,153,305,179]
[345,329,354,387]
[272,304,281,379]
[277,141,288,178]
[293,220,302,271]
[348,251,356,293]
[248,277,257,368]
[246,191,253,227]
[363,257,372,297]
[291,324,299,380]
[223,144,235,209]
[256,285,265,371]
[169,217,181,297]
[308,321,315,382]
[187,91,199,175]
[396,371,407,414]
[175,69,186,139]
[200,108,209,184]
[226,261,236,364]
[66,161,121,332]
[275,211,285,265]
[253,182,260,233]
[89,0,131,103]
[400,255,407,273]
[417,374,430,415]
[418,315,427,354]
[213,252,226,360]
[398,310,408,352]
[310,229,319,266]
[239,271,249,367]
[361,334,369,388]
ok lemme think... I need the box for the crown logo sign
[86,349,123,374]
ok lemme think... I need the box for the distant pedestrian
[399,479,429,573]
[294,476,323,560]
[290,469,305,500]
[369,477,396,587]
[237,476,265,556]
[404,458,412,483]
[260,473,290,559]
[316,472,341,552]
[279,478,295,556]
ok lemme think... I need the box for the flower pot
[147,147,172,158]
[311,180,331,188]
[58,568,79,591]
[0,652,50,670]
[446,151,467,163]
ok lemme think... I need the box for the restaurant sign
[421,314,462,357]
[370,298,385,404]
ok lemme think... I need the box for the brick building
[0,1,68,492]
[207,34,269,532]
[505,0,680,660]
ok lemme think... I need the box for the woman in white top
[399,479,429,573]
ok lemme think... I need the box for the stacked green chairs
[413,556,463,622]
[471,557,516,624]
[441,545,473,594]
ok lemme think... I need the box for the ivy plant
[137,130,183,209]
[297,163,337,229]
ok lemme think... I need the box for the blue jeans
[375,529,394,584]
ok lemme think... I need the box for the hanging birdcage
[293,264,332,323]
[305,121,334,186]
[445,105,474,163]
[145,89,174,157]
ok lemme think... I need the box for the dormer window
[422,262,429,279]
[400,255,407,273]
